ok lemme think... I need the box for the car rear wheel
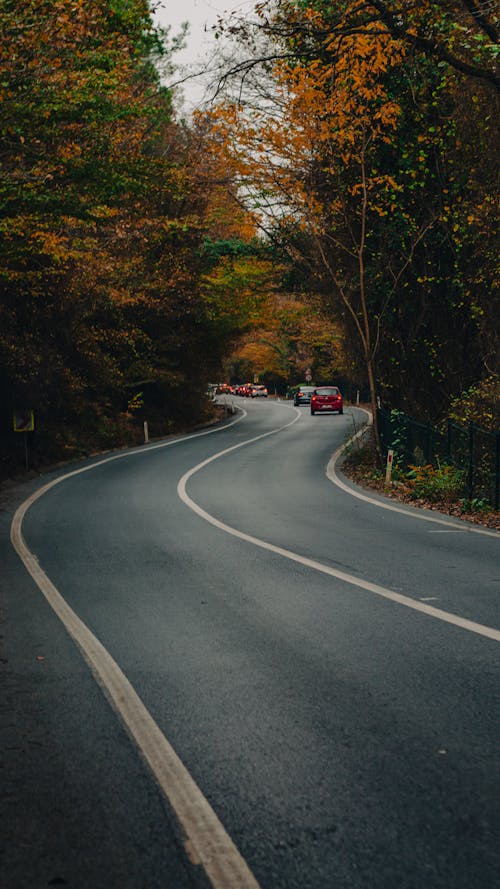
[339,408,343,414]
[310,409,315,415]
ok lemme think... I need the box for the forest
[0,0,498,474]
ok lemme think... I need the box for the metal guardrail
[377,408,500,509]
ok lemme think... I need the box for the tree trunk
[365,351,382,461]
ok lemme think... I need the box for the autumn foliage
[213,0,499,426]
[0,0,497,473]
[0,0,265,471]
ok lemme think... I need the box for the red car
[310,386,343,415]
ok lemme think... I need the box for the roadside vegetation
[342,431,500,529]
[0,1,498,483]
[342,378,500,529]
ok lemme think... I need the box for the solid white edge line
[328,409,500,539]
[10,398,500,888]
[177,411,500,643]
[10,408,264,889]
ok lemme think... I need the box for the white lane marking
[10,516,261,888]
[327,410,500,539]
[177,428,500,643]
[428,530,466,534]
[11,398,499,886]
[420,597,439,602]
[10,408,271,889]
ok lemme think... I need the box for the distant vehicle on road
[293,385,316,405]
[310,386,343,415]
[235,384,252,396]
[251,385,268,398]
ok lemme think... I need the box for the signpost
[13,409,35,470]
[385,448,394,485]
[305,368,312,382]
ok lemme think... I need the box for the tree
[210,0,498,434]
[211,6,421,448]
[0,0,264,465]
[0,0,176,430]
[228,292,344,389]
[216,0,499,91]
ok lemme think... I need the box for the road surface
[1,398,499,888]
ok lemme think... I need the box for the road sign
[13,409,34,432]
[305,369,312,382]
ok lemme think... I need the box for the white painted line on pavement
[10,408,266,889]
[327,410,500,539]
[177,424,500,643]
[10,398,498,889]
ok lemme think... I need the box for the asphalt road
[1,398,499,889]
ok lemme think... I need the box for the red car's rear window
[314,387,340,396]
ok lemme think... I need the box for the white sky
[152,0,253,112]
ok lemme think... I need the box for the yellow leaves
[108,287,133,306]
[88,205,119,219]
[30,230,68,262]
[374,100,401,130]
[57,142,83,160]
[273,30,404,153]
[207,2,413,249]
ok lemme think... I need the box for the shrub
[459,497,491,513]
[406,462,466,503]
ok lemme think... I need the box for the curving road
[1,398,499,889]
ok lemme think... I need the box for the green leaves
[0,0,250,465]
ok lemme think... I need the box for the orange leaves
[230,291,345,383]
[209,3,406,229]
[29,230,69,263]
[57,142,83,161]
[87,206,119,220]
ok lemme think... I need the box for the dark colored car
[310,386,343,415]
[293,386,316,405]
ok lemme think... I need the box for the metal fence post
[495,433,500,511]
[467,422,475,501]
[425,423,432,463]
[377,409,384,452]
[407,418,413,464]
[375,408,497,508]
